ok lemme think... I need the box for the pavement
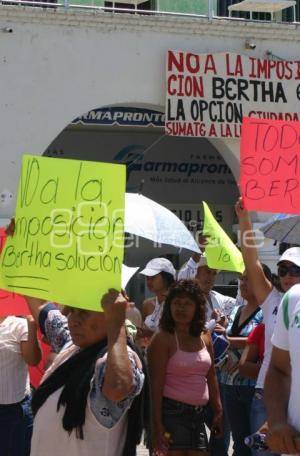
[137,438,234,455]
[137,443,149,455]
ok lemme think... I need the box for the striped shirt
[0,316,30,404]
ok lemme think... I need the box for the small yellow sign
[203,201,244,273]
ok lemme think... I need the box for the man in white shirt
[265,284,300,456]
[178,253,236,324]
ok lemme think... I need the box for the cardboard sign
[203,202,244,273]
[0,156,126,311]
[0,228,29,316]
[166,51,300,138]
[240,118,300,214]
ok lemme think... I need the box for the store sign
[167,203,234,235]
[48,129,238,205]
[166,50,300,138]
[72,107,164,128]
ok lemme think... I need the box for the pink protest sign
[0,228,29,316]
[240,117,300,214]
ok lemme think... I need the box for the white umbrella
[125,193,200,253]
[121,264,139,289]
[260,213,300,245]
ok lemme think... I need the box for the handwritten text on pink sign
[240,118,300,214]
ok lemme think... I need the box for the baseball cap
[198,254,220,273]
[140,258,176,279]
[277,247,300,267]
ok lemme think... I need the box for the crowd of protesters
[1,196,300,456]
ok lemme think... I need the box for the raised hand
[101,288,128,327]
[234,196,249,220]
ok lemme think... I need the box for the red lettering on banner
[226,54,243,77]
[167,50,217,75]
[167,75,204,97]
[166,52,300,139]
[204,54,217,75]
[186,53,201,74]
[296,62,300,80]
[226,54,234,76]
[165,121,207,137]
[240,118,300,214]
[235,55,243,76]
[208,124,217,136]
[249,58,296,81]
[167,74,177,95]
[168,50,184,72]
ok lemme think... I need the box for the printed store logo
[72,107,165,127]
[114,145,232,179]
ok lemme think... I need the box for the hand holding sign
[240,118,300,214]
[101,289,128,327]
[203,201,244,273]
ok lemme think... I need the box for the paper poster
[203,201,244,273]
[0,155,126,311]
[240,118,300,214]
[166,50,300,138]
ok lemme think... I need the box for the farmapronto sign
[165,50,300,138]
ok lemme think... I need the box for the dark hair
[261,263,273,284]
[159,279,206,337]
[159,271,175,288]
[271,273,283,292]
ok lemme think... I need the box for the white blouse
[0,316,30,404]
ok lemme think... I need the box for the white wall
[1,6,300,220]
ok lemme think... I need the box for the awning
[228,0,296,19]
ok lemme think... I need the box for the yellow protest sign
[0,155,126,311]
[203,201,244,273]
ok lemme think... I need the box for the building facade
[0,1,299,289]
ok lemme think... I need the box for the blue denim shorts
[162,397,208,451]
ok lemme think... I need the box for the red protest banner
[0,228,29,316]
[240,117,300,214]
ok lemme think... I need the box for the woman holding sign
[24,291,146,456]
[235,197,300,456]
[218,269,263,456]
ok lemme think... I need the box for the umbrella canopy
[121,264,139,289]
[260,213,300,244]
[125,193,200,253]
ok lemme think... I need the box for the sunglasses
[278,264,300,277]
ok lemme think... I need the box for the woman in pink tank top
[148,280,223,455]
